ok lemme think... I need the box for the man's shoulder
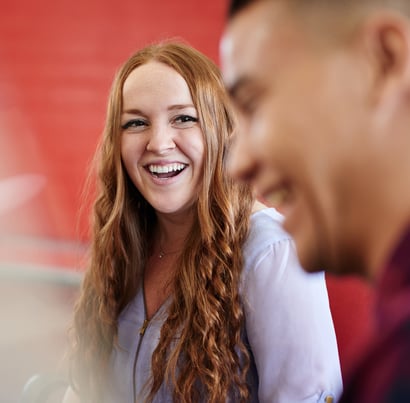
[340,315,410,402]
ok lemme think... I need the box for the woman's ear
[360,11,410,104]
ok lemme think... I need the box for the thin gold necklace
[158,243,181,259]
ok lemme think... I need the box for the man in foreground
[220,1,410,401]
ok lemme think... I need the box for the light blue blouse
[103,208,343,402]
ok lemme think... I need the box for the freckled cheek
[120,139,147,175]
[193,145,205,173]
[181,130,205,167]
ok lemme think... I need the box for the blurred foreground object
[21,373,68,403]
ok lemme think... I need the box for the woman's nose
[145,124,176,153]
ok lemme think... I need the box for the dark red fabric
[325,274,375,380]
[339,228,410,402]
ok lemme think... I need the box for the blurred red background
[0,0,227,271]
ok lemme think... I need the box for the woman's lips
[145,163,187,179]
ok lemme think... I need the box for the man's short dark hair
[228,0,410,19]
[228,0,256,18]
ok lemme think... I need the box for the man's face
[220,1,373,274]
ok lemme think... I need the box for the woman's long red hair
[69,41,254,403]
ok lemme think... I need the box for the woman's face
[121,61,205,216]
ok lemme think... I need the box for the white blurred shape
[0,174,46,215]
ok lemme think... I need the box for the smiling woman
[120,61,204,216]
[63,41,342,403]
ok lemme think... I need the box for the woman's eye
[173,115,198,126]
[122,119,147,130]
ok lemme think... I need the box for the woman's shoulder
[240,208,294,276]
[246,207,292,249]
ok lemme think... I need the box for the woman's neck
[155,210,195,246]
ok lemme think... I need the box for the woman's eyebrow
[168,104,196,111]
[122,108,144,115]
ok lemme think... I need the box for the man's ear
[360,11,410,104]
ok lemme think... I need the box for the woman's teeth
[148,163,186,177]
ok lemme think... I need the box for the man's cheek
[251,117,271,150]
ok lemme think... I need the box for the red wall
[0,0,227,243]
